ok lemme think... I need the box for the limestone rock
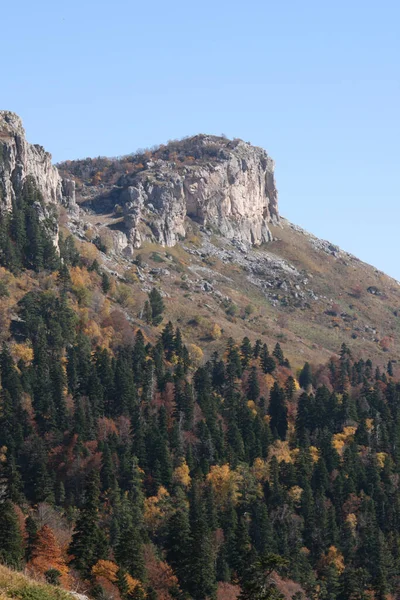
[0,111,79,242]
[115,135,279,250]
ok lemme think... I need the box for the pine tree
[114,496,146,581]
[188,482,217,600]
[0,500,23,567]
[238,553,287,600]
[268,383,288,440]
[299,362,312,389]
[241,337,253,368]
[247,366,260,401]
[166,487,192,593]
[284,376,296,400]
[69,471,106,576]
[272,343,284,365]
[148,288,165,325]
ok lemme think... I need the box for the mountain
[55,123,400,369]
[1,111,400,600]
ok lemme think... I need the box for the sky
[2,0,400,278]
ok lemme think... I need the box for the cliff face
[58,134,279,256]
[117,135,279,250]
[0,111,78,219]
[0,112,279,258]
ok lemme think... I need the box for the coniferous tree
[148,288,165,325]
[188,482,217,600]
[268,383,288,440]
[69,472,106,576]
[238,553,287,600]
[299,362,312,389]
[0,500,23,567]
[272,343,285,366]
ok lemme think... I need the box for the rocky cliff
[0,112,279,258]
[59,134,280,256]
[118,135,279,250]
[0,111,78,223]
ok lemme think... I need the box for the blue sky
[3,0,400,278]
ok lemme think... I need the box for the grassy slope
[0,565,73,600]
[97,216,400,372]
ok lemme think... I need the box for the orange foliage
[94,576,122,600]
[144,544,179,600]
[97,417,119,441]
[217,581,240,599]
[320,545,345,575]
[92,559,118,582]
[92,560,142,596]
[28,525,69,586]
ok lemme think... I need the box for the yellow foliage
[268,440,293,464]
[346,513,357,532]
[0,446,7,463]
[92,560,118,583]
[207,464,242,508]
[172,461,191,487]
[290,447,300,461]
[210,323,222,340]
[309,446,320,463]
[77,240,98,262]
[70,266,88,289]
[264,374,275,389]
[188,343,204,367]
[365,418,374,432]
[247,400,258,416]
[332,426,357,456]
[124,268,139,284]
[251,458,269,483]
[376,452,387,469]
[144,486,171,532]
[12,343,34,364]
[83,320,102,340]
[289,485,303,504]
[325,546,345,574]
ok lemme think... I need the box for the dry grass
[0,564,72,600]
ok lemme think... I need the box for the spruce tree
[0,500,23,567]
[148,288,165,325]
[299,362,312,389]
[268,383,288,440]
[68,471,105,576]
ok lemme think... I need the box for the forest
[1,181,400,600]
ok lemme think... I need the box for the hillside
[56,134,400,371]
[2,112,400,600]
[0,564,77,600]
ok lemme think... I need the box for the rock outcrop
[117,135,279,250]
[0,110,78,222]
[1,113,279,257]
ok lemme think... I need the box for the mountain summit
[1,113,399,366]
[58,133,279,254]
[2,112,400,600]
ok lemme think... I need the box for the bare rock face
[0,110,78,222]
[116,135,279,250]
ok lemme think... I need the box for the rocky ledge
[0,110,78,224]
[62,134,280,256]
[117,135,279,251]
